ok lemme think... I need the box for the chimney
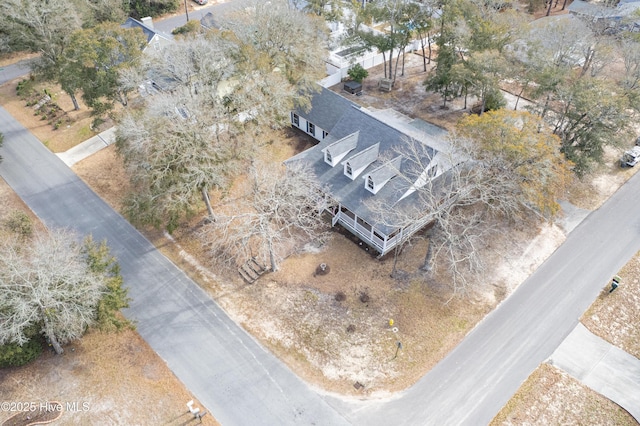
[141,16,154,29]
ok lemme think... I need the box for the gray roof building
[121,17,173,47]
[297,86,355,135]
[287,88,450,255]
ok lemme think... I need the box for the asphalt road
[0,59,33,86]
[152,0,251,34]
[3,95,640,425]
[0,106,349,426]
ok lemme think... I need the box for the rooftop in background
[121,17,173,47]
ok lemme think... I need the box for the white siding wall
[291,114,326,142]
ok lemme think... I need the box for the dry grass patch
[582,252,640,359]
[71,145,130,212]
[491,364,634,425]
[0,329,218,426]
[0,78,101,153]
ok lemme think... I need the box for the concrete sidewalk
[56,127,116,167]
[548,323,640,422]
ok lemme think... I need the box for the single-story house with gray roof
[287,88,451,256]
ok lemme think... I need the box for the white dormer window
[342,143,380,180]
[363,155,402,194]
[321,132,359,167]
[307,122,315,136]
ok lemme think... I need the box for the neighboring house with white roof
[287,87,452,256]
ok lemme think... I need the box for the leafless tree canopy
[0,0,82,77]
[369,111,571,294]
[201,162,329,272]
[0,230,107,354]
[116,2,329,231]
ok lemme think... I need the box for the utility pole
[184,0,190,23]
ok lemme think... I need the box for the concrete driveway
[549,323,640,422]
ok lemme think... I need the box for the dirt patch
[582,253,640,360]
[0,329,218,426]
[0,78,100,153]
[71,145,130,212]
[2,401,63,426]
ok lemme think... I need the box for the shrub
[16,79,35,98]
[3,210,33,238]
[0,338,43,368]
[129,0,179,19]
[172,20,201,36]
[348,64,369,83]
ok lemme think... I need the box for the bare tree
[117,6,329,231]
[222,0,329,117]
[369,110,572,294]
[0,0,82,82]
[0,229,128,355]
[202,162,328,272]
[116,87,244,231]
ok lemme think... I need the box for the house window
[307,122,315,136]
[367,176,374,190]
[326,151,333,164]
[292,113,299,126]
[346,162,353,176]
[323,130,329,139]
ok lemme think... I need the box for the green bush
[483,87,506,112]
[0,338,43,368]
[16,79,35,98]
[3,210,33,238]
[172,20,201,36]
[347,64,369,83]
[129,0,179,19]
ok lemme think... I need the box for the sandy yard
[3,7,640,420]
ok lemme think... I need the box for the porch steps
[238,257,268,284]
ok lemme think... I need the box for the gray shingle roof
[365,155,402,189]
[121,17,172,44]
[294,87,355,134]
[343,143,380,179]
[322,131,358,163]
[288,101,442,235]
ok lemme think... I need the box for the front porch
[329,203,430,256]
